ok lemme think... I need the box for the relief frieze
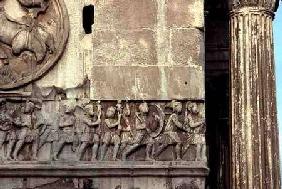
[0,98,206,162]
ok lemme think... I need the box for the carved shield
[0,0,69,90]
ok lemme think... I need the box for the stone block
[91,66,204,100]
[94,0,157,30]
[170,28,204,66]
[166,0,204,28]
[92,30,157,66]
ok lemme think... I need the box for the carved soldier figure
[0,99,16,160]
[155,101,187,160]
[13,100,41,160]
[53,104,76,161]
[76,101,101,161]
[100,103,122,161]
[122,102,154,161]
[119,101,133,153]
[185,102,206,161]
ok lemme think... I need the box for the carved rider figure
[185,102,206,161]
[0,0,54,64]
[53,104,76,161]
[100,102,122,161]
[122,102,154,161]
[0,47,17,84]
[76,101,101,161]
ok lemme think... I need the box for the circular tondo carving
[0,0,69,90]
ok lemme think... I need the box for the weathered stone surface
[33,0,205,101]
[0,0,208,188]
[94,0,157,30]
[166,0,204,28]
[92,30,157,66]
[91,66,204,100]
[229,2,281,189]
[171,29,204,66]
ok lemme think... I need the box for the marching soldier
[185,102,206,161]
[13,100,41,160]
[154,101,187,160]
[122,102,155,161]
[100,102,122,161]
[76,101,101,161]
[53,104,76,161]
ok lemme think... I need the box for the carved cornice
[229,0,279,13]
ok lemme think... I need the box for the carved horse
[0,0,54,63]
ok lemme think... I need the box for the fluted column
[230,1,281,188]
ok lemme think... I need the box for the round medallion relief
[0,0,69,90]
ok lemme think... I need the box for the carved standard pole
[230,1,281,188]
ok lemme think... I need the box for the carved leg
[201,144,207,162]
[76,142,87,161]
[154,143,168,158]
[122,143,139,161]
[99,143,108,161]
[91,134,99,161]
[31,139,39,160]
[13,140,24,160]
[175,143,181,161]
[91,143,99,161]
[112,142,120,161]
[53,140,65,161]
[145,143,154,161]
[119,143,126,155]
[6,140,16,160]
[100,133,111,161]
[195,144,201,161]
[182,143,190,155]
[0,140,5,160]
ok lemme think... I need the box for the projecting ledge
[0,161,208,177]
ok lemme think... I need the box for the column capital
[228,0,279,13]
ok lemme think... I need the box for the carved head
[123,103,130,116]
[139,102,149,114]
[24,101,35,113]
[188,103,199,114]
[172,101,182,113]
[106,106,116,118]
[64,104,74,114]
[84,104,94,116]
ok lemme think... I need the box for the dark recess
[83,5,95,34]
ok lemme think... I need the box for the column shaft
[230,7,281,189]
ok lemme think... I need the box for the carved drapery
[229,1,281,188]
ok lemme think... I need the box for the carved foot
[121,154,127,161]
[145,157,155,161]
[91,157,97,162]
[176,157,182,161]
[52,155,59,161]
[112,157,121,161]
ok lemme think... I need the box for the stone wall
[0,0,207,188]
[35,0,205,100]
